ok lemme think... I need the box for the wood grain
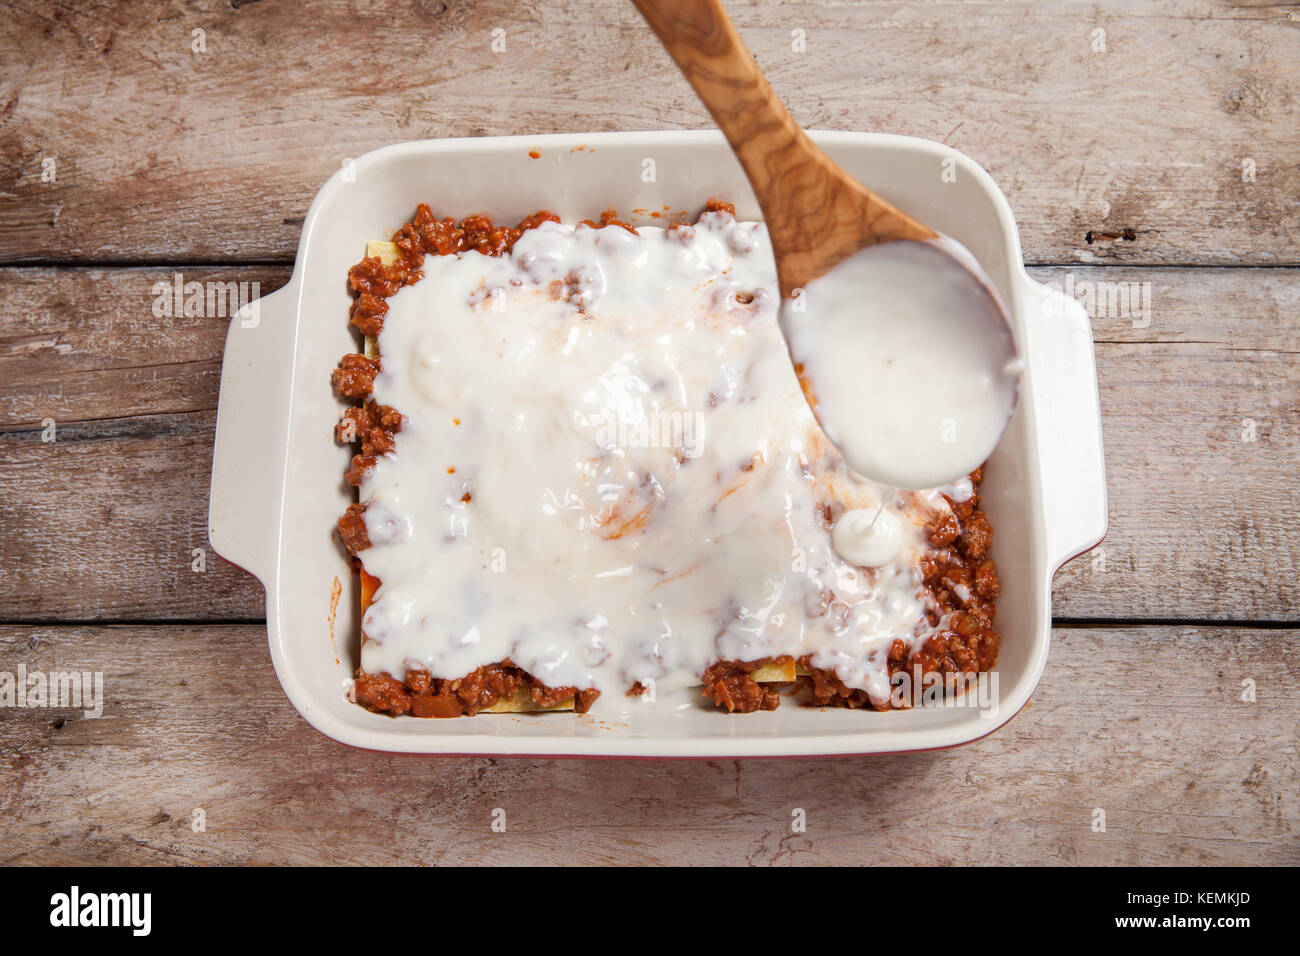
[1,265,1294,622]
[0,623,1294,865]
[0,266,287,425]
[0,0,1295,869]
[0,1,1295,266]
[1037,265,1300,620]
[0,411,265,621]
[633,0,935,296]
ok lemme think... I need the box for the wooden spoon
[632,0,936,298]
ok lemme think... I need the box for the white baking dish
[208,130,1107,757]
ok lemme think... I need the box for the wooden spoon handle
[632,0,934,295]
[632,0,801,192]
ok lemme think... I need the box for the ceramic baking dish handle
[207,282,297,586]
[1019,275,1109,574]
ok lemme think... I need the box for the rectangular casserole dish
[208,130,1107,757]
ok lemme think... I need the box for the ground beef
[348,256,408,298]
[331,353,379,399]
[335,401,403,487]
[578,209,638,234]
[974,558,999,599]
[928,510,960,547]
[349,293,388,336]
[911,611,1000,675]
[700,657,790,713]
[337,503,370,555]
[354,662,597,718]
[351,672,410,716]
[960,511,993,560]
[343,454,372,488]
[336,400,402,457]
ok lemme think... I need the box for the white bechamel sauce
[780,237,1019,490]
[831,507,903,568]
[357,213,965,707]
[936,475,975,504]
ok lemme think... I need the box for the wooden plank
[0,623,1294,865]
[1,265,1294,621]
[0,1,1295,265]
[0,266,287,425]
[0,412,265,620]
[1037,266,1300,620]
[0,266,279,621]
[1052,339,1299,620]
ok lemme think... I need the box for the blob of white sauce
[831,507,903,567]
[780,238,1020,490]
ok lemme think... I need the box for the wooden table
[1,0,1295,866]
